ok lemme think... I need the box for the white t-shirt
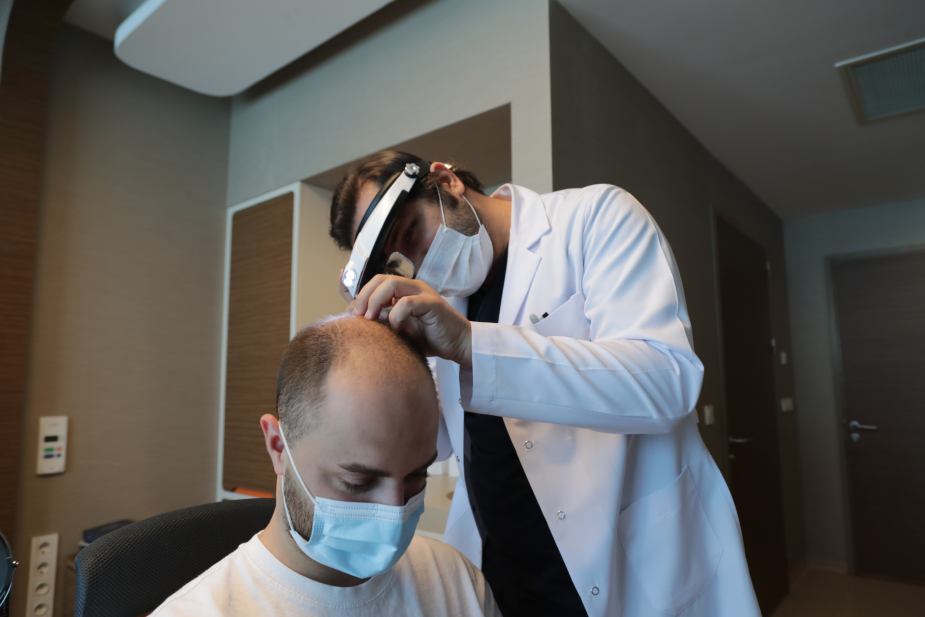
[150,533,502,617]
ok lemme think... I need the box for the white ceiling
[64,0,925,218]
[559,0,925,219]
[70,0,391,96]
[65,0,146,40]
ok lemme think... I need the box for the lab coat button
[556,510,566,520]
[590,586,600,597]
[523,440,534,450]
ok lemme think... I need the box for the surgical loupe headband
[341,161,429,298]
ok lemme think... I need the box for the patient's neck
[260,506,369,587]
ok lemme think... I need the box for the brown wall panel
[223,194,293,494]
[0,0,72,540]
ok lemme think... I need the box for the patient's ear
[260,413,286,476]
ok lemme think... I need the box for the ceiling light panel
[836,37,925,123]
[115,0,392,97]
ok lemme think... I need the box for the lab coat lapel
[497,185,550,326]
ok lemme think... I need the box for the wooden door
[716,217,789,614]
[831,249,925,584]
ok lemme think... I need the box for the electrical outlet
[26,533,58,616]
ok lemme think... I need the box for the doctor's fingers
[387,295,439,328]
[388,295,471,365]
[386,297,432,346]
[356,275,427,319]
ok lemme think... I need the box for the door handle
[848,420,878,431]
[728,436,753,445]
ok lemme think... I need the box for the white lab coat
[433,184,760,617]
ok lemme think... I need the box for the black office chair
[74,498,274,617]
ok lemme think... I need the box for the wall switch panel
[36,416,67,475]
[701,404,716,426]
[780,397,795,413]
[26,533,58,616]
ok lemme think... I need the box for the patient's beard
[283,466,315,539]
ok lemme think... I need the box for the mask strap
[280,474,298,533]
[462,194,483,227]
[278,425,317,505]
[436,186,484,229]
[435,186,448,226]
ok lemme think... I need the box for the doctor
[329,151,760,617]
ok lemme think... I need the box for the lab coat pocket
[618,467,723,615]
[532,292,590,340]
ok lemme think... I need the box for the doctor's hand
[351,275,472,368]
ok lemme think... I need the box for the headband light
[341,162,425,298]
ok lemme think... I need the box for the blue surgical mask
[278,426,425,579]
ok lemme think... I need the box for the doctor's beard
[437,189,481,236]
[283,466,315,539]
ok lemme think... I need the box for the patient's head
[261,315,439,541]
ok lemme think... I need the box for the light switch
[36,416,67,475]
[780,351,789,366]
[701,404,716,426]
[780,398,795,413]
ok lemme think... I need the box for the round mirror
[0,531,16,610]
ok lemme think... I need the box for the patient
[152,316,500,616]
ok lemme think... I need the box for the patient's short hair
[275,316,432,441]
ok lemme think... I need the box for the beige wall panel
[228,0,552,205]
[14,25,229,617]
[296,185,350,328]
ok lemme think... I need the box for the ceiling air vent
[836,37,925,123]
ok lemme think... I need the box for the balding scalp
[276,315,433,441]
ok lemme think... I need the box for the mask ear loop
[278,425,317,505]
[435,185,448,226]
[437,184,483,229]
[280,473,299,534]
[462,194,483,227]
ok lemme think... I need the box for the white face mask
[414,190,494,298]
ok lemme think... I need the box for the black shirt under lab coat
[464,251,587,617]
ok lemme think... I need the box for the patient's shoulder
[397,535,499,614]
[148,539,255,616]
[403,534,473,569]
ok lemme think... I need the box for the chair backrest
[74,498,275,617]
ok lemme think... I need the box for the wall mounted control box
[36,416,68,475]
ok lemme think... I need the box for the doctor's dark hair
[329,150,486,251]
[275,316,433,441]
